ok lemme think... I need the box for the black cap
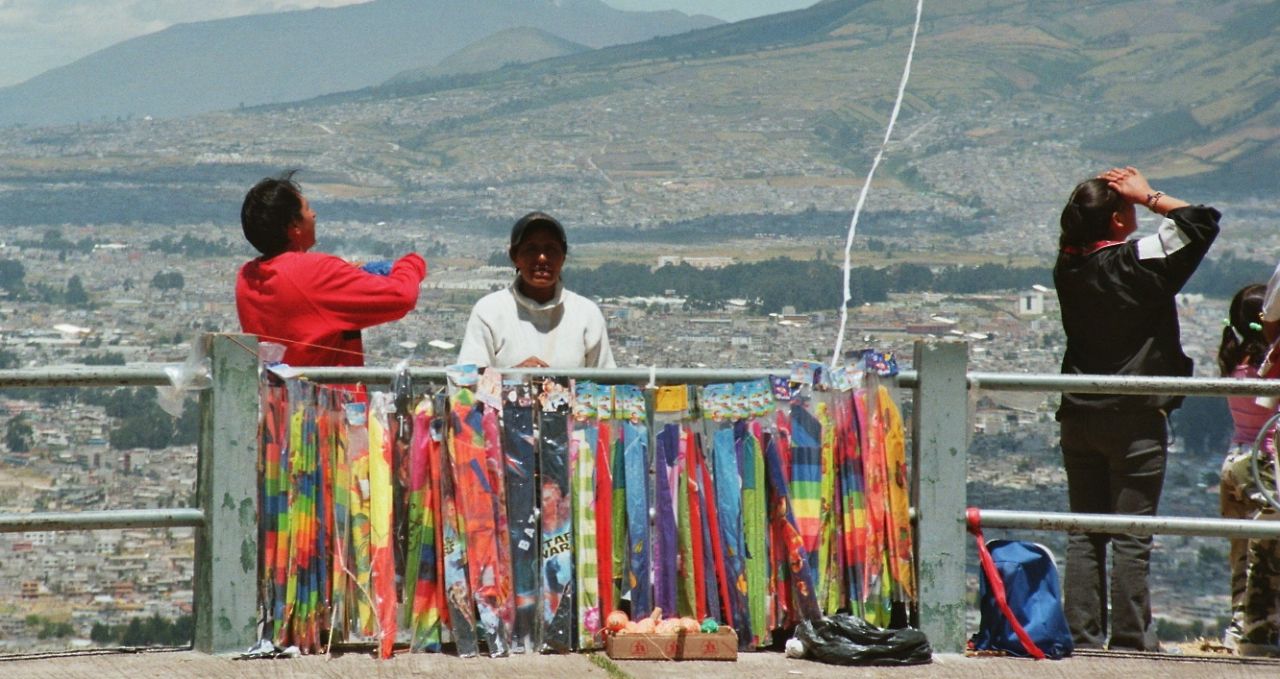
[509,211,568,257]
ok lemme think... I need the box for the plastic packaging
[155,335,212,417]
[791,613,931,666]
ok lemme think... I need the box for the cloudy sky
[0,0,817,88]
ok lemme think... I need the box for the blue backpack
[967,510,1073,659]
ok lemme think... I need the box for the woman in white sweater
[457,211,616,369]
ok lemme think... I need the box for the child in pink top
[1219,283,1280,655]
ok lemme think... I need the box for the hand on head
[1097,166,1153,205]
[1096,166,1190,215]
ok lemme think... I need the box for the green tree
[143,614,166,643]
[90,622,113,643]
[110,415,173,450]
[171,400,200,446]
[38,621,74,639]
[0,259,24,292]
[148,235,233,258]
[5,415,32,452]
[37,387,77,407]
[120,618,145,646]
[107,388,180,450]
[65,274,89,307]
[42,229,72,250]
[116,613,191,646]
[1198,544,1223,567]
[150,271,185,292]
[103,388,145,418]
[171,614,193,644]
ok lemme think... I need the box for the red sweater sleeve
[301,253,427,330]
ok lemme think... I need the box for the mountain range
[384,28,590,83]
[1,0,1276,242]
[0,0,719,126]
[288,0,1280,206]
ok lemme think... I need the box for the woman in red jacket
[235,171,426,366]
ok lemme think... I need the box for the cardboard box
[605,628,738,661]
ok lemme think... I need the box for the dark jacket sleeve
[1132,205,1220,295]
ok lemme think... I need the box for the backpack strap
[966,507,1046,660]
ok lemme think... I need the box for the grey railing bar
[968,372,1280,397]
[0,366,178,388]
[296,366,783,384]
[7,365,1275,397]
[250,367,1280,398]
[976,509,1280,540]
[289,366,925,386]
[0,508,205,533]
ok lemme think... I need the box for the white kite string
[830,0,925,367]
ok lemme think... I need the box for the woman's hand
[1098,166,1189,215]
[1098,166,1152,205]
[514,356,550,368]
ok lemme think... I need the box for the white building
[1017,290,1045,316]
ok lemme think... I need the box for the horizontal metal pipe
[4,364,1270,398]
[0,366,178,388]
[968,372,1280,397]
[296,366,784,385]
[974,509,1280,540]
[274,368,1280,399]
[0,509,205,533]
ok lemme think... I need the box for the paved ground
[3,648,1280,679]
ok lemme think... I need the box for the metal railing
[3,336,1278,654]
[0,366,205,532]
[0,336,259,654]
[908,342,1280,652]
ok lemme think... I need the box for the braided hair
[1218,283,1268,376]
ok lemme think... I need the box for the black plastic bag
[792,613,932,666]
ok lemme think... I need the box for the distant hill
[346,0,1280,196]
[2,0,1276,239]
[372,0,858,97]
[385,28,590,83]
[0,0,720,126]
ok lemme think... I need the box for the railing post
[911,340,969,653]
[194,333,260,653]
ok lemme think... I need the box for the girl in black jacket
[1054,166,1220,652]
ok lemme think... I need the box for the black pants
[1059,409,1167,652]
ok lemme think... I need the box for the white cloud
[0,0,368,87]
